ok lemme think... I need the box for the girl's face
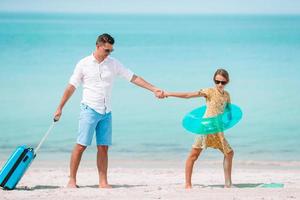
[214,74,228,91]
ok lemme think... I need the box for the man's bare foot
[99,184,112,189]
[67,179,79,188]
[185,184,192,189]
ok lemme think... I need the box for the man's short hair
[96,33,115,45]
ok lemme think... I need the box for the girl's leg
[217,132,234,188]
[223,150,234,188]
[185,148,202,189]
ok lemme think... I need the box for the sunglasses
[101,46,114,54]
[214,80,227,85]
[103,48,113,53]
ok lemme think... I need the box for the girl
[164,69,234,189]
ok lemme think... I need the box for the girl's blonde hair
[213,68,230,83]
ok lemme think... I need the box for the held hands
[154,89,170,99]
[154,89,164,99]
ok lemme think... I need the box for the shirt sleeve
[114,59,134,82]
[69,63,83,88]
[199,88,211,98]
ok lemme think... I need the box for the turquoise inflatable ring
[182,104,242,135]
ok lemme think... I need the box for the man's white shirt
[69,54,134,114]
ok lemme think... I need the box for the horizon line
[1,11,300,16]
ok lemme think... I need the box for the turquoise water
[0,13,300,161]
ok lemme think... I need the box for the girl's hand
[164,91,170,98]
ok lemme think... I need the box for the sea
[0,13,299,162]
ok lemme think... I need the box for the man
[53,33,164,188]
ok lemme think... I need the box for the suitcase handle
[34,120,57,155]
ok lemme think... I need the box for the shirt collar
[91,53,110,64]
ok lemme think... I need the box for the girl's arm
[225,92,232,120]
[165,91,207,99]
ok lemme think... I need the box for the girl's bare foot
[224,184,234,188]
[185,184,192,189]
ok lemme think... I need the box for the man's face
[97,43,114,58]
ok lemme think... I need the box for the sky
[0,0,300,14]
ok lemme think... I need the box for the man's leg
[67,144,87,188]
[97,145,111,188]
[68,104,99,188]
[95,112,112,188]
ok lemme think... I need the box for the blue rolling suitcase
[0,146,35,190]
[0,121,56,190]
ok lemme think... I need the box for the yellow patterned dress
[192,88,233,154]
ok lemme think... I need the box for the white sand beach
[1,159,300,200]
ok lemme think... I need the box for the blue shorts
[76,104,112,146]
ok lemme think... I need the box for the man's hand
[154,89,165,99]
[53,108,62,122]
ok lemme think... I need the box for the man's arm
[53,84,76,121]
[130,75,164,98]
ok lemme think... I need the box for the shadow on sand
[194,183,284,188]
[81,184,148,189]
[14,185,61,191]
